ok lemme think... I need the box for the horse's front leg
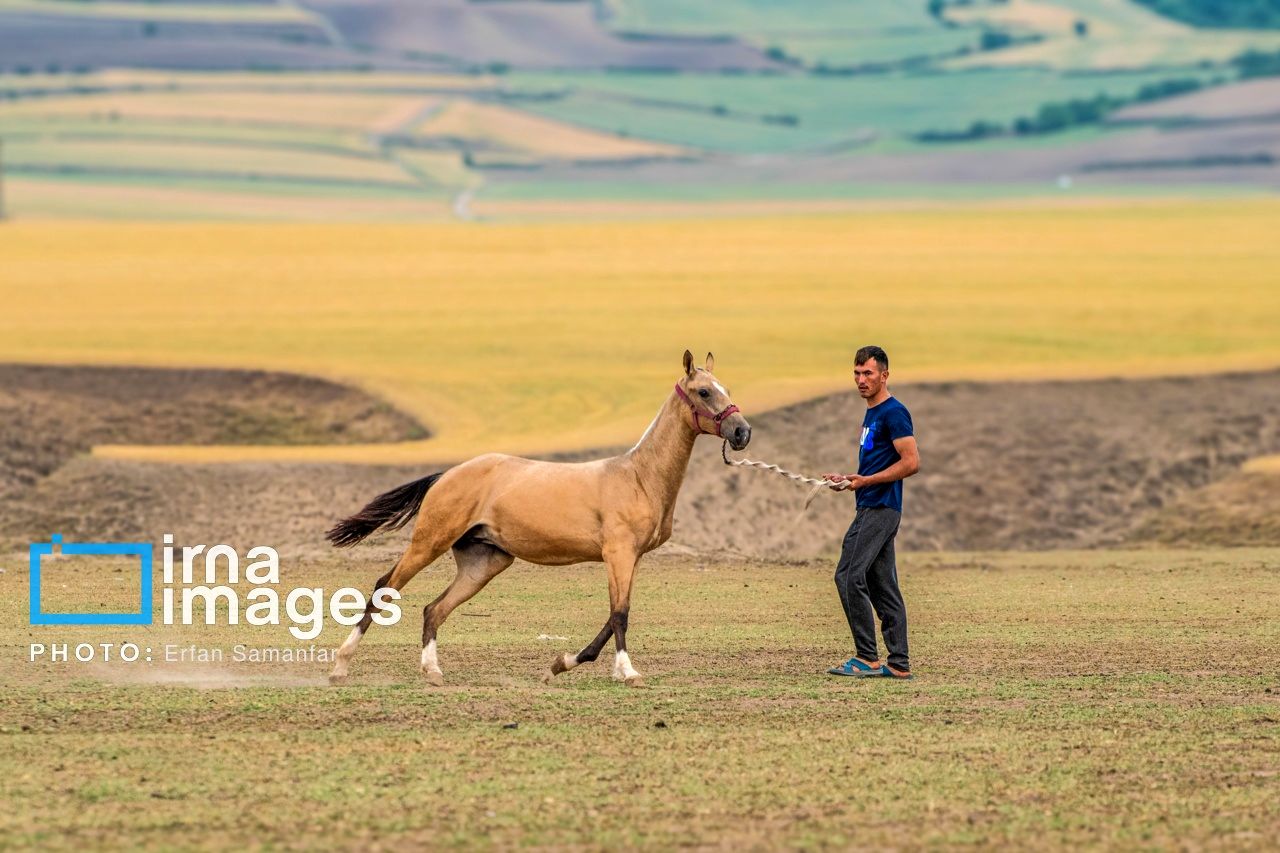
[545,620,612,682]
[543,541,644,687]
[604,543,644,687]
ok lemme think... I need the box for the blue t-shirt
[856,396,914,512]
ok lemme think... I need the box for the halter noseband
[674,382,740,437]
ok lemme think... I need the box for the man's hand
[823,473,865,491]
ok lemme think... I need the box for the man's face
[853,360,887,399]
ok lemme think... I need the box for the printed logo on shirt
[860,423,875,450]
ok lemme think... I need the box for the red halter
[674,382,740,437]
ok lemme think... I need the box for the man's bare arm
[825,436,920,490]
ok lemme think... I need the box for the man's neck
[865,388,891,408]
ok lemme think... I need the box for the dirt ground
[1,549,1277,849]
[1,364,1277,558]
[1128,469,1280,546]
[678,369,1280,554]
[0,363,423,483]
[0,363,423,551]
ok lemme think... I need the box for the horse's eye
[698,389,710,398]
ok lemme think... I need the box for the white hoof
[420,640,445,686]
[612,650,642,685]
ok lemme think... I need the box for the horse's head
[676,350,752,451]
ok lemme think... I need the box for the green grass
[504,90,810,153]
[478,175,1253,202]
[1,548,1277,847]
[945,0,1280,69]
[506,68,1216,153]
[606,0,938,36]
[610,0,1280,71]
[606,0,973,69]
[776,28,979,67]
[951,30,1280,70]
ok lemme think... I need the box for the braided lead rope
[721,440,849,510]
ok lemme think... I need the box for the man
[824,345,920,680]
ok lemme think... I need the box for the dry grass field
[0,89,435,130]
[4,138,415,185]
[2,178,457,221]
[1245,456,1280,475]
[1,200,1277,464]
[416,100,684,161]
[1,547,1277,849]
[0,0,316,24]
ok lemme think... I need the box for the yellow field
[84,70,495,92]
[1,200,1277,464]
[1244,455,1280,475]
[4,138,415,185]
[418,100,683,161]
[0,90,432,132]
[3,178,456,221]
[0,74,695,216]
[0,70,497,96]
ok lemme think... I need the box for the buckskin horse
[325,350,751,687]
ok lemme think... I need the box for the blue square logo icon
[29,535,153,625]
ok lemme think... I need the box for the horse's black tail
[325,472,444,548]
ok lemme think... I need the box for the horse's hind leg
[328,529,453,686]
[420,541,514,687]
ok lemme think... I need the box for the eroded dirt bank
[2,365,1276,557]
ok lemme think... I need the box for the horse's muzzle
[728,422,751,451]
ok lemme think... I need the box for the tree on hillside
[1235,47,1280,76]
[1132,0,1280,29]
[980,30,1014,50]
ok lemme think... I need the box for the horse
[324,350,752,687]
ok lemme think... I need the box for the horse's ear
[704,352,715,372]
[682,349,695,378]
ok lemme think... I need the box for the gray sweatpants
[834,507,909,671]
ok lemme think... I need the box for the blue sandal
[826,657,883,677]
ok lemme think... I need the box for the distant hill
[2,0,1279,218]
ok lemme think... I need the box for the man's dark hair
[855,345,889,371]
